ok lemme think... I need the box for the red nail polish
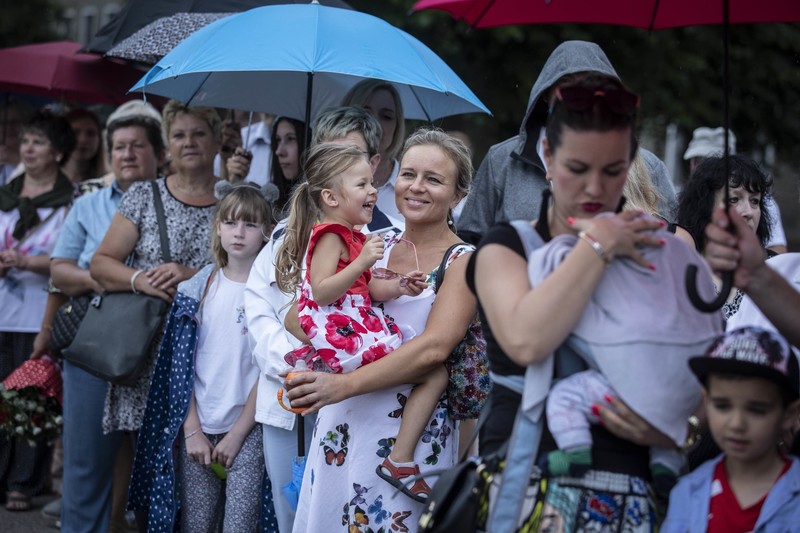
[567,217,575,225]
[604,394,613,404]
[659,239,666,245]
[659,220,666,227]
[591,404,600,416]
[598,418,605,426]
[648,264,657,271]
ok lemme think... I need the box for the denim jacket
[662,454,800,533]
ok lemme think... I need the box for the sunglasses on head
[553,86,640,116]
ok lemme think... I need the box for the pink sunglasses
[370,238,419,286]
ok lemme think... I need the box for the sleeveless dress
[287,223,402,374]
[291,231,462,533]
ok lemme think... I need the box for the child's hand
[357,235,385,270]
[185,431,214,466]
[212,431,246,468]
[397,270,427,297]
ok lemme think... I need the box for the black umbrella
[85,0,352,55]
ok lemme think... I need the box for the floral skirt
[289,293,403,374]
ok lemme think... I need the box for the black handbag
[50,294,92,356]
[62,181,171,385]
[63,292,168,384]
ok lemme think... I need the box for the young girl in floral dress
[275,143,448,502]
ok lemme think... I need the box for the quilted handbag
[434,243,490,420]
[50,294,92,356]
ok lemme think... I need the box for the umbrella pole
[684,0,733,312]
[244,111,254,148]
[296,414,305,457]
[1,93,8,145]
[304,72,314,149]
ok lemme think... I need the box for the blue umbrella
[130,3,490,122]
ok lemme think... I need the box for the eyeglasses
[371,238,418,287]
[553,86,640,117]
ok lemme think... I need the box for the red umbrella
[413,0,800,30]
[414,0,800,311]
[0,41,144,105]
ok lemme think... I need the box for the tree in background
[0,0,63,48]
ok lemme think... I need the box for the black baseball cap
[690,326,799,401]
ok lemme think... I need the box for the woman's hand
[704,207,764,291]
[212,431,246,468]
[573,211,665,270]
[30,329,51,359]
[397,270,427,297]
[185,431,214,466]
[0,249,28,271]
[225,148,252,183]
[595,395,675,449]
[146,262,194,291]
[285,371,351,416]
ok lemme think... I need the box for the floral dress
[291,232,462,533]
[288,223,402,374]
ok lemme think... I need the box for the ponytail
[275,181,318,296]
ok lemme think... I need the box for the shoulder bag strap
[487,220,548,532]
[433,243,473,294]
[150,181,172,263]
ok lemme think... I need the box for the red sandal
[376,458,432,503]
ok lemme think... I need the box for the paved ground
[0,494,59,532]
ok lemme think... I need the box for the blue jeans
[61,361,123,533]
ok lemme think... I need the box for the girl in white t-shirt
[176,182,276,532]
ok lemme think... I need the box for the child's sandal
[376,458,432,503]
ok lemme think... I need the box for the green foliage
[0,0,64,48]
[348,1,800,163]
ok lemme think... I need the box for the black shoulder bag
[62,181,171,385]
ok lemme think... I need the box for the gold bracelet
[577,231,610,264]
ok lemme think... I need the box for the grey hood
[515,41,619,165]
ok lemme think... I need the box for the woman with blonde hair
[341,79,405,224]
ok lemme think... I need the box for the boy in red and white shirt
[662,326,800,533]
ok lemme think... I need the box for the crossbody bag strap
[150,180,172,263]
[487,220,548,532]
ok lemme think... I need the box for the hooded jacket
[457,40,677,244]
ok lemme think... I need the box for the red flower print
[299,315,318,339]
[298,288,318,312]
[324,313,366,355]
[315,349,342,373]
[362,342,393,365]
[358,307,384,333]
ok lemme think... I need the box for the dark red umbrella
[415,0,800,312]
[413,0,799,30]
[0,41,144,105]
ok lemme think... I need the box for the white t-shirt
[194,270,260,434]
[0,205,68,332]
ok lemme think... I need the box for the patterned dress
[103,178,214,433]
[291,232,463,533]
[288,223,402,373]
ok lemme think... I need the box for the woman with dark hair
[270,116,306,213]
[63,108,107,185]
[677,154,774,319]
[0,110,75,511]
[469,78,721,530]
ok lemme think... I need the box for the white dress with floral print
[292,232,464,533]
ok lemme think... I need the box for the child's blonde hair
[211,183,276,269]
[275,143,366,295]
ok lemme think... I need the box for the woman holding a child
[469,76,723,531]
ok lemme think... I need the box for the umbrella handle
[685,266,732,313]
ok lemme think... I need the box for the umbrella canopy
[86,0,352,54]
[413,0,800,29]
[0,41,143,105]
[131,3,490,122]
[106,12,232,65]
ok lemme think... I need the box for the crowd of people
[0,38,798,533]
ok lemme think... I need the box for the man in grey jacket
[458,40,677,244]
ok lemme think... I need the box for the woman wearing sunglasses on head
[468,77,723,530]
